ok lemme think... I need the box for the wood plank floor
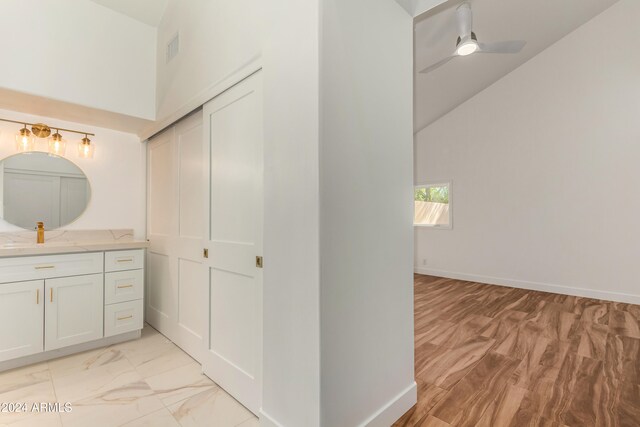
[394,274,640,427]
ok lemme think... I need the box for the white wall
[261,1,321,425]
[0,0,156,120]
[0,109,146,238]
[415,0,640,303]
[320,1,415,426]
[155,0,261,121]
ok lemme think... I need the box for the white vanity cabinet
[0,248,145,368]
[104,250,145,338]
[0,280,44,361]
[45,273,104,351]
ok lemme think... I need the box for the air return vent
[166,33,180,63]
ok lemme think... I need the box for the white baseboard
[259,409,285,427]
[259,382,416,427]
[360,381,417,427]
[414,267,640,305]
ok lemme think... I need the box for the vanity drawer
[105,250,144,272]
[104,300,144,338]
[0,252,104,284]
[105,270,143,305]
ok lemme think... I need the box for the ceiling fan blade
[456,3,473,37]
[477,40,526,54]
[419,55,456,74]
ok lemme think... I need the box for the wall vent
[166,33,180,63]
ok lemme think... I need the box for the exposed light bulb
[78,135,95,159]
[15,126,35,152]
[48,131,66,156]
[456,40,478,56]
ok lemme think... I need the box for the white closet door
[202,71,263,415]
[147,127,176,337]
[174,114,207,360]
[146,112,206,362]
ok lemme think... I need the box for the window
[414,182,451,228]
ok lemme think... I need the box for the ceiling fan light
[456,40,478,56]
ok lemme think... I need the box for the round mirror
[0,152,91,230]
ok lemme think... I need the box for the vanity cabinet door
[0,280,44,362]
[45,274,104,351]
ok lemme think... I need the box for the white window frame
[413,181,452,229]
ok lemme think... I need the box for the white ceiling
[88,0,168,27]
[414,0,619,133]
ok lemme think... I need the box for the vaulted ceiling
[414,0,620,133]
[88,0,168,27]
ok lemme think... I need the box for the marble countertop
[0,229,149,258]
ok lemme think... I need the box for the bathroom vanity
[0,230,148,371]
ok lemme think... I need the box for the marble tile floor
[0,325,258,427]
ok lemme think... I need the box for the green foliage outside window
[415,185,449,204]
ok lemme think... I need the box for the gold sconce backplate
[31,123,51,138]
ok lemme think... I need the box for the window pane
[428,185,448,203]
[414,184,450,226]
[414,187,427,201]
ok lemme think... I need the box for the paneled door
[146,111,207,362]
[202,71,263,415]
[45,274,103,351]
[0,280,44,362]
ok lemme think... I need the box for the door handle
[203,248,209,259]
[36,289,39,304]
[50,288,53,303]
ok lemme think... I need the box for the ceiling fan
[419,2,526,74]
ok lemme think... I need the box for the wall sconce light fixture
[1,118,95,158]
